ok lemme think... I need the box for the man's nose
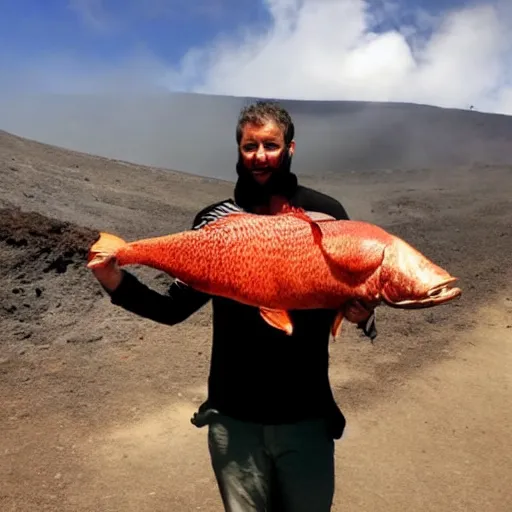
[255,145,266,160]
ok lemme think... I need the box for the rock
[66,334,103,344]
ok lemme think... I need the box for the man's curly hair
[236,100,295,146]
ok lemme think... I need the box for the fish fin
[281,205,335,222]
[306,211,337,222]
[286,208,384,278]
[279,204,305,215]
[320,235,385,278]
[87,232,126,268]
[281,206,324,245]
[331,311,344,339]
[260,308,294,335]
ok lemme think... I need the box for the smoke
[1,0,512,179]
[3,0,512,113]
[170,0,512,115]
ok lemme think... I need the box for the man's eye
[242,142,279,152]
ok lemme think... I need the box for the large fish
[87,207,461,338]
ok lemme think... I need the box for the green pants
[207,414,336,512]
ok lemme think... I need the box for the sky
[0,0,511,115]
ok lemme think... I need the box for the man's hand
[343,300,374,324]
[343,300,378,342]
[90,259,123,293]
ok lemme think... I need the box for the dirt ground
[1,129,511,511]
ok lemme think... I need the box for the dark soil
[0,207,101,345]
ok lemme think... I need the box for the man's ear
[288,140,296,156]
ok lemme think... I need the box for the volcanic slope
[1,128,511,512]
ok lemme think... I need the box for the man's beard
[234,149,298,210]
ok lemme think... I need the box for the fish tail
[87,232,126,269]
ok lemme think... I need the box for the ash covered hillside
[1,100,512,512]
[0,207,101,346]
[0,127,510,351]
[1,93,512,180]
[0,129,232,347]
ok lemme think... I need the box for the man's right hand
[90,259,123,293]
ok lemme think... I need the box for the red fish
[87,208,461,338]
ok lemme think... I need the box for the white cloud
[164,0,512,115]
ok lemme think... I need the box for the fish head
[379,238,462,309]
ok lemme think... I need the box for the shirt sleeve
[327,198,350,221]
[108,270,210,326]
[104,208,213,326]
[357,310,378,341]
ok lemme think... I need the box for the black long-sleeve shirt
[108,184,375,437]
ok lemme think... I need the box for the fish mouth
[385,277,462,309]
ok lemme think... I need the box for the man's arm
[322,197,350,222]
[106,270,210,326]
[90,206,222,326]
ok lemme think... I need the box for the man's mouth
[251,168,271,176]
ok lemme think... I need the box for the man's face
[238,120,295,185]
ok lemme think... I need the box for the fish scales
[119,213,360,310]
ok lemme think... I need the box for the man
[91,100,376,511]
